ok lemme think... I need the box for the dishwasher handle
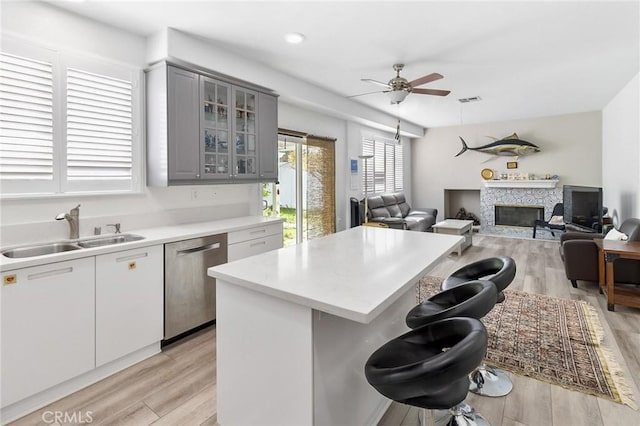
[176,242,221,256]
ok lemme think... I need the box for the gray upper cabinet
[200,76,232,181]
[146,62,278,186]
[258,93,278,181]
[232,86,259,180]
[168,67,200,181]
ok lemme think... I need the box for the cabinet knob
[196,174,200,178]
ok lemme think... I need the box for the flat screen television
[562,185,603,232]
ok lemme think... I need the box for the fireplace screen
[495,205,544,228]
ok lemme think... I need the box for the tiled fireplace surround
[480,186,563,238]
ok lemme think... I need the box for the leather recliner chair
[560,218,640,288]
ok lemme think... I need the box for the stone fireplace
[480,181,562,238]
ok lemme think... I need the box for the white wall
[602,72,640,226]
[411,111,602,219]
[1,1,146,68]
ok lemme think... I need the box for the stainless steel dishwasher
[164,234,227,340]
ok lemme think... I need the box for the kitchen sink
[2,243,82,258]
[77,234,145,248]
[1,234,146,258]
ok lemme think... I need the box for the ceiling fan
[350,64,451,104]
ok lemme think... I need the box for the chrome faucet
[106,223,121,234]
[55,204,80,239]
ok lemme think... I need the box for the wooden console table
[594,239,640,311]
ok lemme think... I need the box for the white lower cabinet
[227,223,283,262]
[95,245,163,366]
[228,233,283,261]
[0,221,280,418]
[1,258,95,407]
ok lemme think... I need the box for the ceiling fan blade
[361,78,390,88]
[411,88,451,96]
[408,72,443,88]
[347,90,389,98]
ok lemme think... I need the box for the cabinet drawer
[228,223,282,244]
[228,233,283,262]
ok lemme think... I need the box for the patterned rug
[417,276,637,409]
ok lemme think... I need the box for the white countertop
[209,227,463,323]
[0,216,284,271]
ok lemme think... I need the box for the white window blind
[385,143,394,192]
[0,39,140,196]
[394,143,403,192]
[0,53,54,182]
[361,137,403,195]
[66,68,132,182]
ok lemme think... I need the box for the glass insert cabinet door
[232,87,258,179]
[201,76,231,179]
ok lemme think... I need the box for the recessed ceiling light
[284,33,306,44]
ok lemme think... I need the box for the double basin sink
[2,234,145,259]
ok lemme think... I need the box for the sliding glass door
[263,132,335,245]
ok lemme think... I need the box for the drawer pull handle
[116,252,148,263]
[249,229,266,235]
[3,274,17,285]
[250,241,267,247]
[28,267,73,281]
[177,242,221,255]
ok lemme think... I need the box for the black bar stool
[365,317,489,426]
[406,280,497,329]
[441,256,517,397]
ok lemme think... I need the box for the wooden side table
[432,219,474,255]
[594,239,640,311]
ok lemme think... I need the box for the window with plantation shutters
[361,136,403,195]
[0,41,140,196]
[0,52,55,192]
[394,144,403,192]
[66,68,133,185]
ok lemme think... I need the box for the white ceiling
[46,0,639,129]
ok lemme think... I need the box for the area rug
[416,276,637,409]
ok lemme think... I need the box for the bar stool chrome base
[420,403,490,426]
[469,363,513,397]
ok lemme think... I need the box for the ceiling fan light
[386,90,409,104]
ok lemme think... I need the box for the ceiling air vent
[458,96,482,103]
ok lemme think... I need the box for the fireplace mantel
[483,179,559,189]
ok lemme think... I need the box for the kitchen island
[208,226,463,426]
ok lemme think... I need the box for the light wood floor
[9,234,640,426]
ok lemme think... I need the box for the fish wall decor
[456,133,540,159]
